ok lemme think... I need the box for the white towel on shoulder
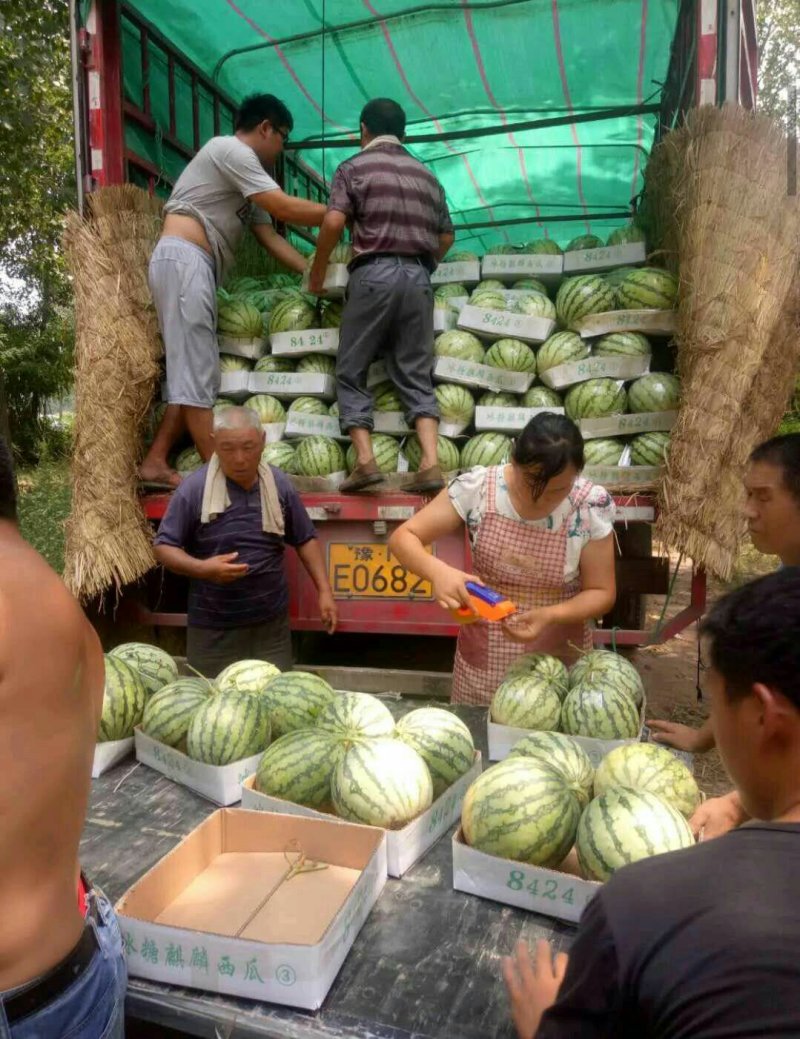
[200,455,284,537]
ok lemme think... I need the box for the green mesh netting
[117,0,679,250]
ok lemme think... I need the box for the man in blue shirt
[154,406,337,675]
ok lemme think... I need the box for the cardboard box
[373,411,411,435]
[431,260,481,285]
[289,472,348,493]
[249,372,335,400]
[116,808,387,1009]
[578,409,677,439]
[474,405,564,433]
[262,422,286,444]
[269,329,339,358]
[433,355,535,393]
[134,729,262,806]
[452,829,595,925]
[284,412,342,439]
[218,372,252,401]
[92,737,134,778]
[367,360,388,388]
[574,309,678,339]
[480,254,564,284]
[539,355,650,391]
[562,241,647,274]
[301,263,349,298]
[218,336,268,361]
[457,305,555,345]
[582,464,664,488]
[433,307,458,333]
[241,751,483,878]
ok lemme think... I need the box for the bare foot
[138,463,182,489]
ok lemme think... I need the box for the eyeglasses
[273,124,290,144]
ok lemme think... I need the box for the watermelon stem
[184,661,216,693]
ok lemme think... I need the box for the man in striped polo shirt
[309,98,455,493]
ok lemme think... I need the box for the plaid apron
[451,467,594,705]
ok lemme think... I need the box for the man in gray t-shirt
[141,93,326,488]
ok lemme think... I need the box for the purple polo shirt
[154,463,317,629]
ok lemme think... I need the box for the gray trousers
[186,612,293,678]
[336,256,439,431]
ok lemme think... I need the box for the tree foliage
[757,0,800,128]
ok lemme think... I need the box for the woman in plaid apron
[390,415,617,705]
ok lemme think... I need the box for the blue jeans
[0,891,127,1039]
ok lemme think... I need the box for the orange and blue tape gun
[451,581,517,624]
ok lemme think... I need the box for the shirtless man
[0,437,126,1036]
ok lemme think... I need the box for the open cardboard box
[269,329,339,358]
[117,808,387,1009]
[249,372,335,400]
[218,336,268,361]
[538,354,650,391]
[431,259,481,285]
[578,409,677,439]
[301,263,349,298]
[480,254,563,284]
[92,737,134,778]
[562,241,647,273]
[241,751,483,877]
[134,729,262,806]
[475,405,564,433]
[574,309,677,339]
[457,304,555,345]
[433,356,535,394]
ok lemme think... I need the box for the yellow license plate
[328,543,434,600]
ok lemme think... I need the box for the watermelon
[435,383,475,424]
[213,399,234,414]
[565,234,604,251]
[262,441,297,472]
[216,659,281,698]
[262,671,337,737]
[576,787,694,881]
[372,381,404,412]
[536,331,589,374]
[583,438,625,466]
[219,354,253,373]
[434,330,485,364]
[296,353,336,376]
[444,250,480,262]
[244,289,287,315]
[268,297,317,335]
[561,680,640,739]
[478,391,519,408]
[475,279,506,292]
[522,386,563,409]
[254,729,341,808]
[287,396,329,416]
[141,680,213,749]
[317,691,395,747]
[295,436,346,477]
[460,432,512,469]
[594,743,700,817]
[186,691,271,765]
[523,239,563,255]
[627,373,681,413]
[403,434,461,473]
[490,674,562,731]
[502,653,569,698]
[606,224,646,247]
[461,757,581,866]
[254,354,296,374]
[265,272,301,289]
[593,332,651,358]
[332,738,433,829]
[603,266,638,287]
[226,276,264,295]
[485,339,537,374]
[329,401,340,417]
[513,278,549,295]
[631,430,670,466]
[509,293,557,321]
[565,379,627,420]
[435,283,469,300]
[306,243,353,266]
[509,731,594,807]
[556,275,615,329]
[616,267,678,310]
[396,707,475,798]
[569,650,645,708]
[218,299,264,339]
[469,290,507,310]
[99,655,148,741]
[175,447,203,474]
[321,301,343,329]
[244,394,285,425]
[108,642,178,697]
[346,434,400,474]
[486,244,519,255]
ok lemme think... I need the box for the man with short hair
[141,93,327,488]
[0,436,127,1036]
[309,98,455,493]
[154,407,337,675]
[504,567,800,1039]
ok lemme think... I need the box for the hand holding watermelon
[502,939,568,1039]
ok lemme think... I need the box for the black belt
[349,252,433,274]
[3,897,100,1025]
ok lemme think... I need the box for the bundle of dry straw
[63,186,163,603]
[647,106,799,580]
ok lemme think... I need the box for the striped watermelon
[561,680,640,739]
[475,279,506,292]
[628,373,680,413]
[255,729,341,809]
[434,330,486,364]
[566,234,604,251]
[490,674,562,730]
[470,290,507,310]
[329,401,339,417]
[372,381,404,412]
[108,643,178,697]
[216,659,281,698]
[444,250,480,262]
[186,691,271,765]
[244,394,285,424]
[584,438,625,466]
[536,331,589,374]
[396,707,475,798]
[262,671,337,737]
[226,276,264,295]
[296,353,336,376]
[460,432,512,468]
[219,354,253,373]
[631,430,670,466]
[268,297,317,335]
[218,299,264,339]
[141,681,213,749]
[262,441,297,473]
[522,386,563,409]
[606,224,646,246]
[593,332,651,358]
[486,244,519,255]
[317,692,395,747]
[556,276,615,329]
[435,384,475,424]
[289,396,329,417]
[565,379,627,420]
[603,266,638,288]
[254,354,296,374]
[175,447,203,474]
[503,653,569,699]
[403,434,461,473]
[509,731,594,807]
[616,267,678,311]
[435,283,469,300]
[346,434,400,474]
[576,787,694,881]
[461,757,581,867]
[332,738,433,829]
[213,399,234,415]
[485,338,537,374]
[569,650,644,708]
[478,391,519,408]
[523,239,563,255]
[594,743,700,817]
[513,278,549,294]
[509,293,556,321]
[99,655,148,741]
[295,436,346,477]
